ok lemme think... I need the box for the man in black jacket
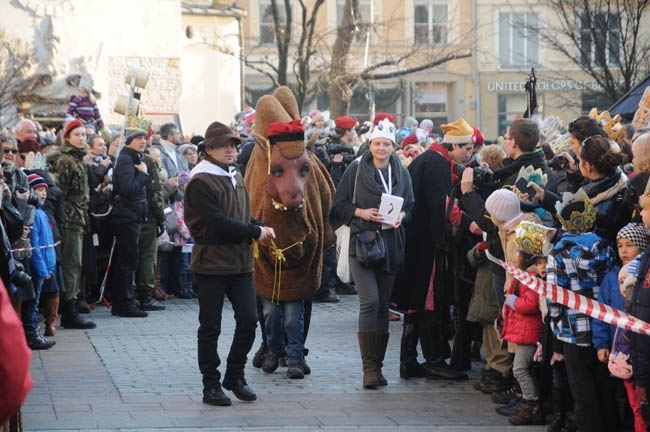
[107,129,151,318]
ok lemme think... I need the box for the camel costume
[245,87,336,303]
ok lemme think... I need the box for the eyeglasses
[2,148,17,154]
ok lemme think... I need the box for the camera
[325,134,356,164]
[12,261,32,288]
[16,187,40,206]
[549,155,569,171]
[93,155,108,164]
[457,165,493,187]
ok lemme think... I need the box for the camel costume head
[245,87,336,302]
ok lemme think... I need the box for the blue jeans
[22,277,44,331]
[262,298,305,366]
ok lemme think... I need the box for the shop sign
[486,80,602,92]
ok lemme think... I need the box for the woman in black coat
[329,119,414,389]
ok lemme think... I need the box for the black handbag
[352,230,385,268]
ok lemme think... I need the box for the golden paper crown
[126,114,152,132]
[514,221,555,256]
[589,108,626,143]
[555,189,597,233]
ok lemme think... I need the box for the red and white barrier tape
[11,240,61,253]
[486,251,650,336]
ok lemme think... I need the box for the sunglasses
[2,148,17,154]
[581,135,601,146]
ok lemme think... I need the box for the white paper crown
[368,118,396,144]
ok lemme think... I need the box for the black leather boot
[60,300,96,329]
[400,314,425,379]
[138,293,165,311]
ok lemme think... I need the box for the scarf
[190,158,238,188]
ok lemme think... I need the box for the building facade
[237,0,648,140]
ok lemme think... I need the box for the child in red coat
[501,221,553,425]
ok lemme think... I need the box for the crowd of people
[3,83,650,432]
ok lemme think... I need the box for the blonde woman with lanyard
[330,119,414,389]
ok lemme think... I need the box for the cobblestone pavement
[24,295,545,431]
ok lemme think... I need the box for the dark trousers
[196,273,257,390]
[135,222,157,300]
[563,342,619,432]
[107,221,141,311]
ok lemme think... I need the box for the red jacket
[501,275,543,345]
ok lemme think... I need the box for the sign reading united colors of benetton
[486,80,603,93]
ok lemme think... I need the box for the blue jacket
[30,206,56,279]
[592,266,624,350]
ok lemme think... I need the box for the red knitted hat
[266,119,304,143]
[27,173,48,190]
[472,126,485,147]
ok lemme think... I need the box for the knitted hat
[617,223,650,252]
[555,190,597,233]
[367,118,396,144]
[373,112,396,125]
[204,121,242,149]
[125,129,147,145]
[420,119,434,130]
[335,115,356,130]
[27,173,48,190]
[178,143,197,155]
[441,117,474,144]
[485,189,522,223]
[401,133,419,148]
[64,119,84,138]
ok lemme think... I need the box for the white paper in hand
[378,193,404,228]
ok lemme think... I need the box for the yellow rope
[256,238,302,304]
[266,139,271,175]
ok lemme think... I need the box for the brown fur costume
[245,87,336,302]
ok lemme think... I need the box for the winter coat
[29,206,55,279]
[581,169,629,243]
[390,148,455,311]
[501,275,543,345]
[110,147,151,224]
[627,249,650,388]
[50,143,89,232]
[329,151,414,275]
[185,157,261,276]
[496,212,541,294]
[548,232,616,346]
[466,244,499,323]
[492,149,558,194]
[592,266,624,351]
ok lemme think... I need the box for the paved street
[24,295,545,431]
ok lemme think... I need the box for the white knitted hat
[485,189,522,223]
[368,118,396,144]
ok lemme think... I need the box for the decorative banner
[487,252,650,336]
[11,241,61,254]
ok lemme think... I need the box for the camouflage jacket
[143,154,165,224]
[51,143,89,232]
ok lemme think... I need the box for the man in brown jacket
[184,121,275,407]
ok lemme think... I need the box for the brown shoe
[388,311,401,321]
[152,286,167,301]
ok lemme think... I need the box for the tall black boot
[400,314,425,379]
[60,299,96,329]
[418,312,467,381]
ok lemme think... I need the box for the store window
[414,82,447,137]
[497,94,544,136]
[414,0,448,45]
[336,0,372,44]
[580,13,620,67]
[259,1,287,45]
[498,12,538,68]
